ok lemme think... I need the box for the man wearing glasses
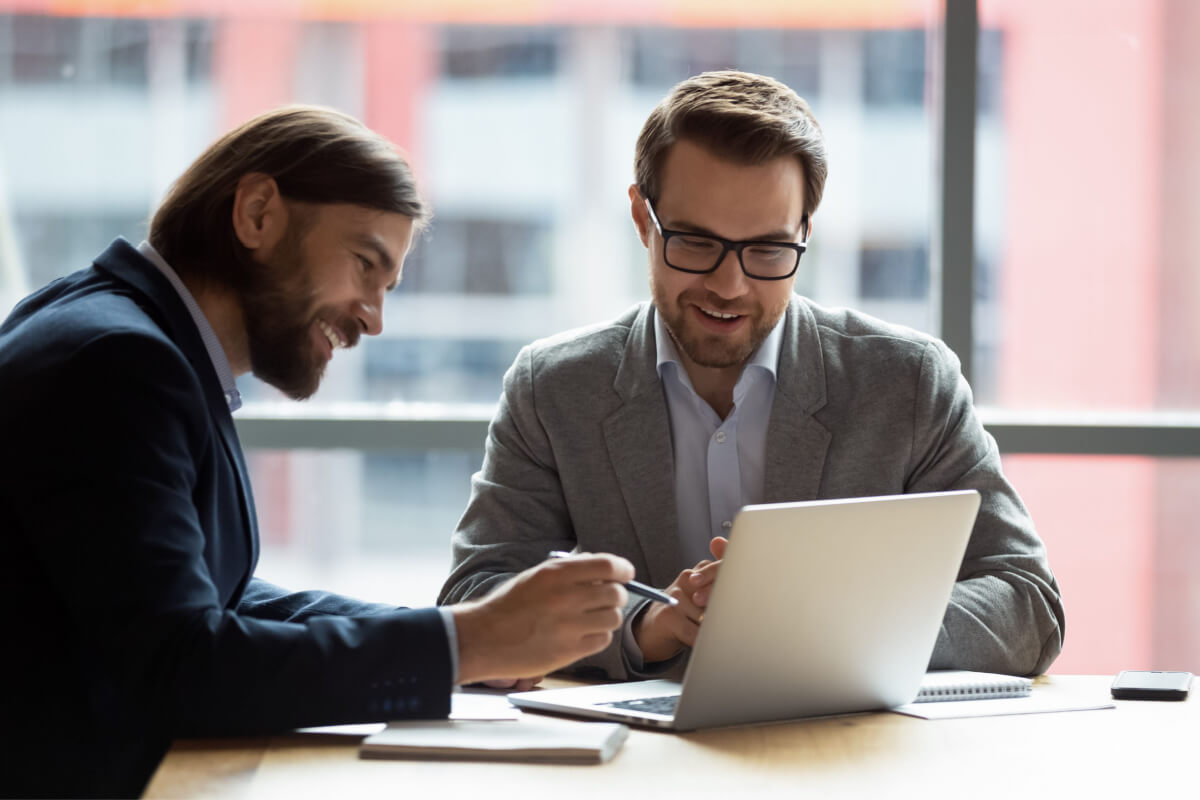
[440,71,1064,681]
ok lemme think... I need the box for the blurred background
[1,0,1198,674]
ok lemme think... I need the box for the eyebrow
[662,215,802,244]
[352,233,402,291]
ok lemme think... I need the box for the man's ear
[628,184,651,248]
[231,173,288,254]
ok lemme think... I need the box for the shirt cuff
[438,606,460,684]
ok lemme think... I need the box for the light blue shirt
[136,241,461,681]
[654,307,782,566]
[622,308,783,670]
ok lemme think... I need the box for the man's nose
[355,293,384,337]
[702,248,749,300]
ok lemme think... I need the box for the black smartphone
[1111,670,1192,701]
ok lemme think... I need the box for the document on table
[892,691,1116,720]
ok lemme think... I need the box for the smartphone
[1111,670,1192,701]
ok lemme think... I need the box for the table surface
[145,675,1195,799]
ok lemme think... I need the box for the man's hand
[632,537,728,664]
[451,553,634,686]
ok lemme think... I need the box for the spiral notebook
[913,670,1033,703]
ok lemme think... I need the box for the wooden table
[145,675,1194,798]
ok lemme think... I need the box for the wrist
[450,601,490,686]
[632,605,681,664]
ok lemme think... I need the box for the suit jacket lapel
[94,239,260,579]
[602,304,681,586]
[764,297,832,503]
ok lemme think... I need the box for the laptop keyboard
[599,695,679,716]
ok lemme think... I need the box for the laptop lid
[509,490,981,731]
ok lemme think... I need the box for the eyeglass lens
[665,235,800,278]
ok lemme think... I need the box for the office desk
[145,675,1192,799]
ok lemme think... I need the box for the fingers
[541,552,635,585]
[523,573,628,619]
[659,604,701,647]
[632,600,700,661]
[709,536,729,560]
[685,557,723,608]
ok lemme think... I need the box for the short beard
[651,283,786,370]
[237,221,325,400]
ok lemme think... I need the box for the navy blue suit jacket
[0,240,452,798]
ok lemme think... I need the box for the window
[400,217,553,295]
[630,27,821,98]
[863,29,924,108]
[441,26,561,80]
[858,243,929,300]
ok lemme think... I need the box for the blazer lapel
[763,297,832,503]
[602,305,681,587]
[94,239,260,579]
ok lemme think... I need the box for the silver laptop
[509,490,981,731]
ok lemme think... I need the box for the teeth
[317,319,345,350]
[701,308,739,320]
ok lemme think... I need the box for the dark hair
[149,105,428,287]
[635,70,828,221]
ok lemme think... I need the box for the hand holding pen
[629,536,728,663]
[548,550,679,606]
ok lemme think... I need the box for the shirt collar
[137,241,243,412]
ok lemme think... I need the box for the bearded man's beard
[238,226,326,400]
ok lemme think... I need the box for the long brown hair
[149,105,428,288]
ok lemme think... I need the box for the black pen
[548,550,679,606]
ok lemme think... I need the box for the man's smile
[316,317,348,354]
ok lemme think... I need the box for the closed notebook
[913,670,1033,702]
[359,716,628,764]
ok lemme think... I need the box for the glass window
[250,449,480,609]
[858,242,929,300]
[1003,455,1200,673]
[862,29,925,108]
[974,0,1200,412]
[0,7,941,404]
[401,216,553,295]
[441,26,561,80]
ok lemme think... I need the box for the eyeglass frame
[642,197,809,281]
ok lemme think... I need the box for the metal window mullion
[937,0,979,383]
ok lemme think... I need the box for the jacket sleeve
[908,339,1066,675]
[437,345,665,680]
[238,578,402,622]
[11,332,452,736]
[439,345,574,603]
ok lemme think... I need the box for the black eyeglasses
[644,198,808,281]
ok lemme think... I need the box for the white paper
[893,692,1115,719]
[448,691,523,721]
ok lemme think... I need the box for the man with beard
[440,71,1065,682]
[0,106,634,799]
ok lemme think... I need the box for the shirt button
[715,431,727,443]
[721,520,733,530]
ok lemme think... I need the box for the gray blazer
[439,297,1065,679]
